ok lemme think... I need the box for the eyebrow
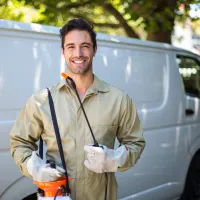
[81,42,91,46]
[65,42,92,47]
[65,43,74,47]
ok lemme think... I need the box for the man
[10,18,145,200]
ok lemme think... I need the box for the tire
[22,193,37,200]
[180,154,200,200]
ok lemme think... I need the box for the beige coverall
[10,75,145,200]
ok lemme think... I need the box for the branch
[38,0,93,13]
[72,14,121,28]
[93,22,121,28]
[102,2,139,38]
[60,0,92,10]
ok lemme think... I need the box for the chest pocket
[86,125,118,149]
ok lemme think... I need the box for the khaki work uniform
[10,75,145,200]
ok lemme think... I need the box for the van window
[176,56,200,97]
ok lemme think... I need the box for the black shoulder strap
[39,136,43,159]
[46,88,71,195]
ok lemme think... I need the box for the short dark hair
[59,18,97,50]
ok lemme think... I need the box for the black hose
[54,185,66,200]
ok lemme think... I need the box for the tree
[0,0,45,22]
[4,0,200,43]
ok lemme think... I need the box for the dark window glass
[176,56,200,97]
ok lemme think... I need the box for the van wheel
[180,154,200,200]
[22,193,37,200]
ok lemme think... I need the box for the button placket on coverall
[69,86,98,200]
[75,93,87,200]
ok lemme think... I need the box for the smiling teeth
[74,60,84,63]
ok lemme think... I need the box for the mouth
[71,59,86,64]
[71,59,87,64]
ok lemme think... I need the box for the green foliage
[0,0,45,22]
[1,0,200,42]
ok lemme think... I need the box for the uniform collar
[58,74,109,94]
[58,78,68,90]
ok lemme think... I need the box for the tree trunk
[102,2,139,38]
[144,0,177,44]
[147,30,172,44]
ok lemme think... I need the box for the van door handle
[185,109,194,116]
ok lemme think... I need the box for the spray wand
[61,73,99,147]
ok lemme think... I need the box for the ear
[93,46,97,57]
[61,47,64,55]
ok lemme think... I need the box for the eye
[67,45,74,49]
[82,45,89,48]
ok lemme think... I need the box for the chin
[73,67,91,74]
[71,70,88,75]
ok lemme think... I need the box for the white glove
[84,145,128,173]
[27,151,65,182]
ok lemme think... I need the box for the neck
[67,71,94,94]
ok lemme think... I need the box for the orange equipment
[34,177,72,198]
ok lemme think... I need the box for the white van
[0,20,200,200]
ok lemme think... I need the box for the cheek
[63,53,70,61]
[82,49,94,57]
[88,52,95,60]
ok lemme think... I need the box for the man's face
[62,30,97,75]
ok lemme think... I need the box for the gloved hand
[84,145,128,173]
[27,151,65,182]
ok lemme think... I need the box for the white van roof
[0,19,194,54]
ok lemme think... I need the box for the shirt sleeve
[9,95,43,177]
[117,94,146,172]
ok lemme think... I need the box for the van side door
[175,55,200,154]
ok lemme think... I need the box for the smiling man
[63,31,94,74]
[10,19,145,200]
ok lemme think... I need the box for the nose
[74,46,83,57]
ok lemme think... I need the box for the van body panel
[119,182,181,200]
[116,125,191,198]
[0,176,37,200]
